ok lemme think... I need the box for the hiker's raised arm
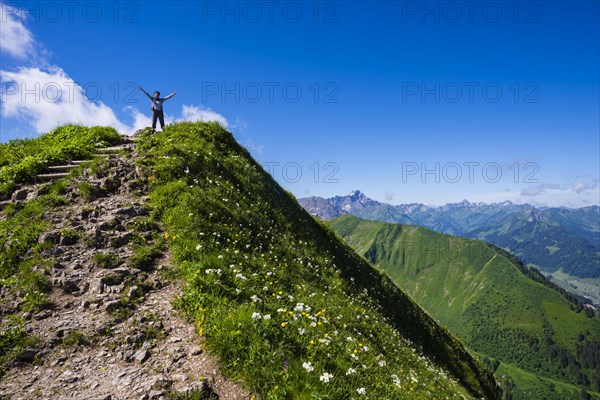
[164,91,176,101]
[139,86,152,99]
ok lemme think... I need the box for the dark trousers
[152,109,165,130]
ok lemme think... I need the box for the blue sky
[1,1,598,207]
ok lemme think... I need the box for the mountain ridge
[300,189,599,218]
[298,190,600,283]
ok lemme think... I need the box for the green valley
[330,215,600,400]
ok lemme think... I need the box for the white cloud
[1,66,131,133]
[228,117,265,155]
[482,182,600,207]
[239,137,264,156]
[231,117,248,133]
[0,3,34,60]
[572,180,598,194]
[521,181,599,197]
[179,104,229,128]
[521,185,546,197]
[417,182,599,208]
[124,106,154,133]
[385,192,395,201]
[1,66,229,136]
[0,3,228,137]
[0,3,129,133]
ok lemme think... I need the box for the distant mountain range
[298,190,600,280]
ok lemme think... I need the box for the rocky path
[0,139,249,400]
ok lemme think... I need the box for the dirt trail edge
[0,137,250,400]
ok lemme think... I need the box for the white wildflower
[302,362,314,372]
[319,372,333,383]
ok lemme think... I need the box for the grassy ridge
[0,125,121,195]
[0,124,122,312]
[330,214,600,399]
[136,122,500,399]
[468,210,600,279]
[0,126,121,374]
[0,181,71,375]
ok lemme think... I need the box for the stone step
[36,173,70,181]
[47,165,79,172]
[71,160,94,165]
[96,146,127,154]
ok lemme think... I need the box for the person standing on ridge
[139,86,176,133]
